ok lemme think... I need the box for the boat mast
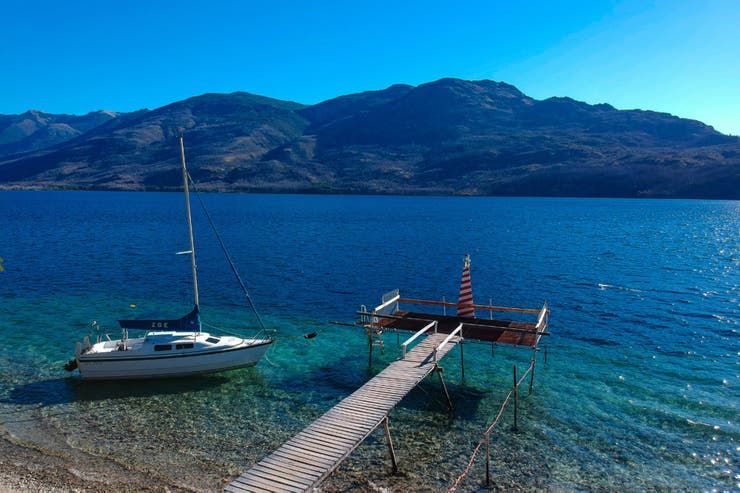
[179,135,200,309]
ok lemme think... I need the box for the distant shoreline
[0,185,737,201]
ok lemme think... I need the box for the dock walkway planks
[226,332,460,493]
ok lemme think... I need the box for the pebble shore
[0,433,192,493]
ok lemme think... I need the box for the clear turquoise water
[0,191,737,491]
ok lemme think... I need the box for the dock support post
[435,365,453,411]
[529,348,537,395]
[460,338,465,382]
[485,433,491,486]
[368,331,373,369]
[512,365,519,431]
[383,417,398,474]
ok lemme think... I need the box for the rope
[186,174,268,334]
[448,440,485,492]
[447,361,534,492]
[263,346,279,367]
[447,390,513,492]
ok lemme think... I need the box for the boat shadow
[4,373,242,407]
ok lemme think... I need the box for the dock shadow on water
[276,346,489,419]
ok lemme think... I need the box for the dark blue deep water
[0,191,737,491]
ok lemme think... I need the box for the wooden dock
[226,332,460,493]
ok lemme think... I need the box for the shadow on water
[407,380,487,419]
[4,374,236,407]
[280,359,488,419]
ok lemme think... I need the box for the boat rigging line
[186,173,269,336]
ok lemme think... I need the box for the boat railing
[401,320,438,359]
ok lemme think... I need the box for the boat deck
[225,332,460,493]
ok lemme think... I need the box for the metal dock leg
[485,434,491,486]
[512,365,519,432]
[435,365,453,411]
[383,417,398,474]
[460,338,465,383]
[529,348,537,395]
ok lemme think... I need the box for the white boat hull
[78,339,271,380]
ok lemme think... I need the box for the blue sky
[2,0,738,134]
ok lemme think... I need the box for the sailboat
[69,137,273,380]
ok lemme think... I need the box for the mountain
[0,93,307,189]
[0,78,737,198]
[0,109,121,157]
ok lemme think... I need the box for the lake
[0,191,737,491]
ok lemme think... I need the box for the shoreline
[0,430,194,492]
[0,186,737,201]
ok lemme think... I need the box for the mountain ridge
[0,79,737,199]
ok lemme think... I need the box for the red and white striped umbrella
[456,254,475,318]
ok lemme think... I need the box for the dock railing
[536,302,549,330]
[401,320,437,359]
[398,297,541,314]
[533,302,549,346]
[364,293,548,337]
[372,289,400,325]
[434,323,463,363]
[535,302,549,331]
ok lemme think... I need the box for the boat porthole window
[154,344,172,351]
[176,343,194,350]
[206,337,220,344]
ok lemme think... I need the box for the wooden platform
[379,311,541,347]
[225,332,460,493]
